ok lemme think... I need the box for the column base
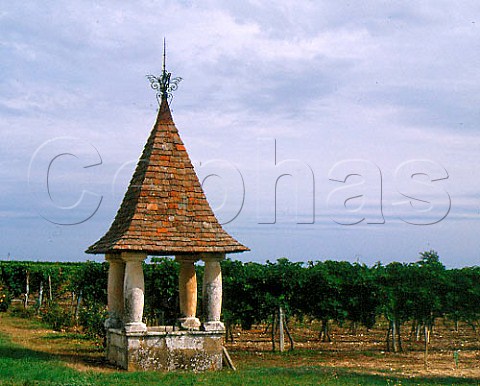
[203,321,225,331]
[104,316,123,330]
[178,317,201,330]
[124,322,147,333]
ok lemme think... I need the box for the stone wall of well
[106,329,224,371]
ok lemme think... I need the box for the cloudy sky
[1,1,480,267]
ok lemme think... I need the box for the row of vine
[0,251,478,351]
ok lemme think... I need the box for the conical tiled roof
[86,97,248,255]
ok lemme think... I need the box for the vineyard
[0,250,479,358]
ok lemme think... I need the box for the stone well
[85,58,248,371]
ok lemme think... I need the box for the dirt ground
[225,319,480,380]
[1,313,479,380]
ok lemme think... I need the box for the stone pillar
[122,252,147,333]
[202,253,225,331]
[176,255,201,330]
[105,253,125,329]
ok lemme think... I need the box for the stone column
[202,253,225,331]
[176,255,201,330]
[122,252,147,333]
[105,253,125,329]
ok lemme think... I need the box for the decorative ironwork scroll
[146,39,182,104]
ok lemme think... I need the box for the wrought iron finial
[162,37,166,73]
[146,39,182,105]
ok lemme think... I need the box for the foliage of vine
[1,252,480,349]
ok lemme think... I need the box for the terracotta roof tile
[86,97,248,255]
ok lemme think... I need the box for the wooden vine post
[271,305,294,352]
[37,281,43,313]
[424,324,430,369]
[279,306,285,352]
[24,270,29,308]
[271,311,276,352]
[48,275,52,301]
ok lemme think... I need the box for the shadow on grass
[0,340,54,362]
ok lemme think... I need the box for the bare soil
[225,319,480,380]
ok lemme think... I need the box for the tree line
[0,251,479,351]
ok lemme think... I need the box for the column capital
[199,252,225,263]
[121,251,147,263]
[105,252,123,263]
[175,254,200,263]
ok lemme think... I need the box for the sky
[1,1,480,267]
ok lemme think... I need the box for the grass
[0,315,479,385]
